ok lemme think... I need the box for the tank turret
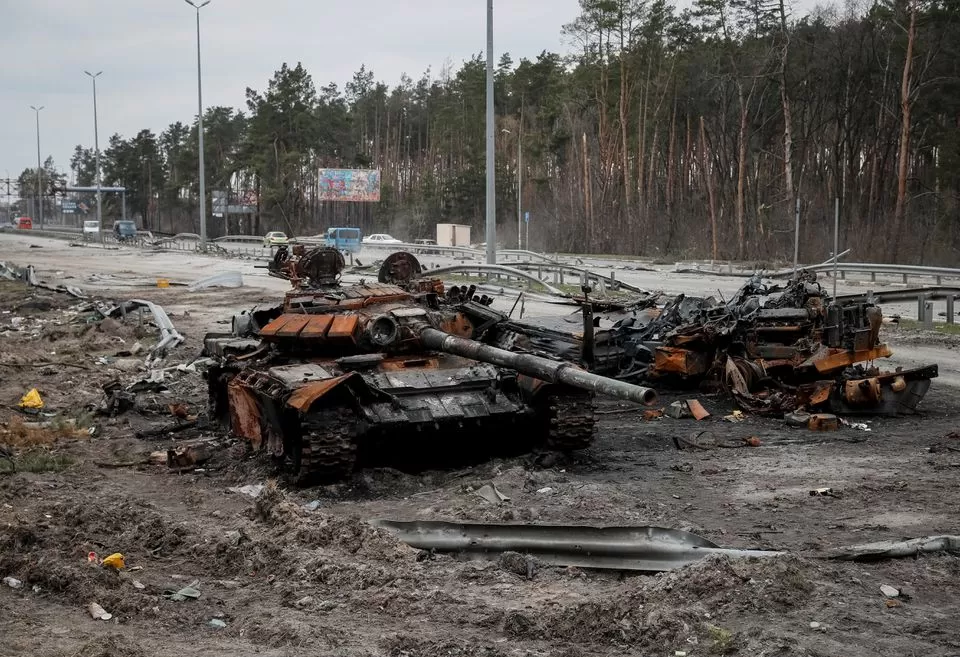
[204,247,658,484]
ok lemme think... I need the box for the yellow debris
[18,389,44,410]
[101,553,125,570]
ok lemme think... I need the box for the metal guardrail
[837,286,960,325]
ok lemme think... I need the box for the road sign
[62,201,77,214]
[524,211,530,224]
[212,190,227,218]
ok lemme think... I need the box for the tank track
[544,391,596,451]
[296,408,358,484]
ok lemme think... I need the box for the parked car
[14,217,32,230]
[414,238,440,254]
[82,220,100,240]
[112,220,137,241]
[362,233,402,245]
[263,231,289,247]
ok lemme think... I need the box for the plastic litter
[18,388,43,410]
[163,580,201,601]
[187,271,243,292]
[101,553,125,570]
[88,601,112,621]
[228,484,265,498]
[208,618,227,628]
[3,576,22,589]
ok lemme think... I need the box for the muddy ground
[1,267,959,657]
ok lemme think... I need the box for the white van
[83,221,100,239]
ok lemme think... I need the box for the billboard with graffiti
[318,169,381,202]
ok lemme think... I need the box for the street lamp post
[30,105,44,229]
[185,0,211,251]
[485,0,496,264]
[83,71,103,239]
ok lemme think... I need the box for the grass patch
[1,414,94,448]
[895,318,960,335]
[0,450,75,474]
[707,625,737,654]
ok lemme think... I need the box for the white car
[362,233,403,244]
[263,231,289,247]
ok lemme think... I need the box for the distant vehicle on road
[414,238,440,254]
[113,220,137,241]
[263,231,289,248]
[14,217,32,230]
[363,233,402,245]
[82,220,100,240]
[325,227,362,254]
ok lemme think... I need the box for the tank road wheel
[542,390,597,452]
[294,408,359,485]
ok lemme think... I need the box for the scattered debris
[724,410,745,423]
[784,410,811,427]
[643,409,664,420]
[187,270,243,291]
[101,553,125,570]
[829,535,960,561]
[372,520,780,571]
[208,618,227,629]
[18,388,44,411]
[474,483,510,505]
[163,580,201,601]
[686,399,711,420]
[880,584,900,598]
[228,484,265,498]
[3,576,22,589]
[665,401,693,419]
[87,601,113,621]
[808,414,839,431]
[810,488,840,498]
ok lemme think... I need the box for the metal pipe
[420,327,657,406]
[484,0,496,265]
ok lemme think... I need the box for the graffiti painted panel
[318,169,381,202]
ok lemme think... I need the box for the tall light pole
[185,0,211,251]
[485,0,496,264]
[84,71,103,234]
[30,105,44,228]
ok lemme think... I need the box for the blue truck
[324,227,363,254]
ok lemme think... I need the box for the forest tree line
[15,0,960,263]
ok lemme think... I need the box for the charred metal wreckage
[203,247,657,484]
[492,270,938,417]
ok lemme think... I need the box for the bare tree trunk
[700,116,719,261]
[583,132,593,250]
[736,84,748,260]
[682,112,692,204]
[619,53,631,210]
[891,4,916,261]
[666,94,677,214]
[778,0,795,245]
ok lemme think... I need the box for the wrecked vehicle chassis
[204,264,657,484]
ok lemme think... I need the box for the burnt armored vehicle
[204,247,657,483]
[480,271,937,417]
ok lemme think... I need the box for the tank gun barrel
[419,327,658,406]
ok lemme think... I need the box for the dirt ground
[1,253,960,657]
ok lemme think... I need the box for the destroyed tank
[203,247,657,484]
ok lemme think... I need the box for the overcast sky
[1,0,592,182]
[1,0,826,184]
